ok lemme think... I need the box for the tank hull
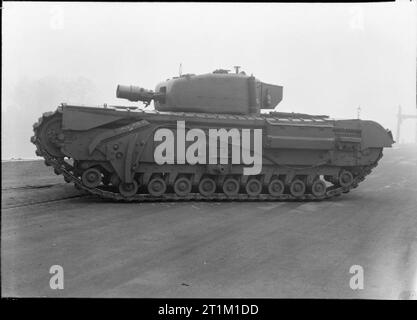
[31,104,393,201]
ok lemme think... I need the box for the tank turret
[117,69,283,115]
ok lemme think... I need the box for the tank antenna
[179,63,182,77]
[357,106,361,119]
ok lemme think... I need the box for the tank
[31,68,394,201]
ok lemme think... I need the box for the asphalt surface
[2,145,417,298]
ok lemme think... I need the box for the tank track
[31,108,382,202]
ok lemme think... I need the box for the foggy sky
[2,1,416,159]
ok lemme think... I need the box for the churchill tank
[31,68,394,201]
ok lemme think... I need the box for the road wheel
[290,179,306,197]
[311,179,327,197]
[222,178,239,197]
[173,177,192,197]
[147,177,166,197]
[338,170,354,187]
[119,181,138,197]
[268,179,284,197]
[81,168,102,188]
[198,177,216,197]
[245,179,262,197]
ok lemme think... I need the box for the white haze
[2,1,416,159]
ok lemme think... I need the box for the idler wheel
[311,179,327,197]
[338,170,354,187]
[222,178,240,197]
[81,168,102,188]
[173,177,192,197]
[268,179,284,197]
[38,116,65,158]
[119,181,138,197]
[245,179,262,197]
[147,177,166,197]
[198,177,216,197]
[290,179,306,197]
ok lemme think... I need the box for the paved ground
[2,145,417,299]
